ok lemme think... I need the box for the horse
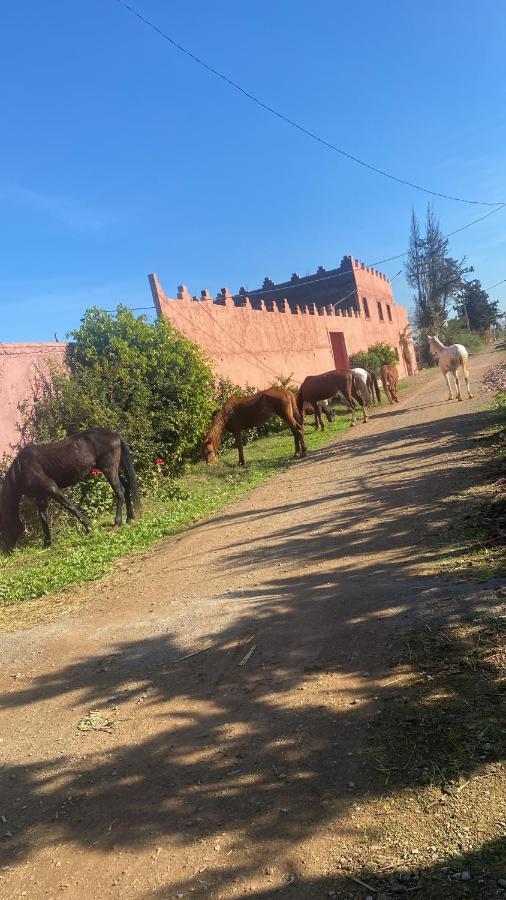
[351,368,382,406]
[380,364,400,404]
[302,399,336,431]
[427,335,473,401]
[203,387,306,466]
[297,369,368,425]
[0,428,141,552]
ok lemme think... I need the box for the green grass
[0,414,350,606]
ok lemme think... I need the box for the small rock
[497,878,506,888]
[265,867,274,876]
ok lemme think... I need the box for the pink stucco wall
[0,344,67,458]
[149,267,416,389]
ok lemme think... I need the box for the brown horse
[297,369,368,425]
[0,428,141,551]
[302,399,336,431]
[380,364,400,403]
[203,387,306,466]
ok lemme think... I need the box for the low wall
[149,275,416,389]
[0,344,67,458]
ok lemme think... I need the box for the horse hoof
[457,397,463,402]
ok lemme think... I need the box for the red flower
[155,457,164,466]
[91,467,101,477]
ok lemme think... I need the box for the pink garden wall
[0,344,67,458]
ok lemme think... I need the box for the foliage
[349,342,398,375]
[406,205,471,363]
[442,319,485,354]
[20,306,216,483]
[453,279,500,332]
[0,415,351,606]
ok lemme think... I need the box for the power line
[485,277,506,291]
[114,0,505,208]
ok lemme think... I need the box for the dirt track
[0,347,504,899]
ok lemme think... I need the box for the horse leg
[36,497,52,547]
[234,432,245,466]
[102,468,126,526]
[47,485,92,534]
[444,371,454,400]
[463,366,473,399]
[313,403,323,431]
[119,475,134,522]
[453,369,462,401]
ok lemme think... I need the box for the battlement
[150,275,362,319]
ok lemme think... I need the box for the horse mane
[204,396,241,454]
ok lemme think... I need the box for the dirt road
[0,347,503,899]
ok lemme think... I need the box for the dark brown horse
[0,428,141,551]
[297,369,368,425]
[203,387,306,466]
[302,399,336,431]
[380,364,400,403]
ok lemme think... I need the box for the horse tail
[291,391,303,426]
[370,371,381,403]
[296,388,305,421]
[120,437,142,517]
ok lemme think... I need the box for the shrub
[442,319,485,354]
[21,306,216,479]
[349,342,398,375]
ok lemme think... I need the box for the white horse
[427,336,473,401]
[351,367,381,406]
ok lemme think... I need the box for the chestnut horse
[0,428,141,551]
[203,387,306,466]
[297,369,368,425]
[380,364,400,403]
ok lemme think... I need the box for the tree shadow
[0,403,504,895]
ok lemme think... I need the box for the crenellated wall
[149,265,416,389]
[0,344,67,458]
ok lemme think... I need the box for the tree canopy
[453,279,500,332]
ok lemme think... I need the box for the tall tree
[454,279,500,332]
[405,205,471,357]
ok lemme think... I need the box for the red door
[329,331,350,370]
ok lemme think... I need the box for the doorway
[329,331,350,369]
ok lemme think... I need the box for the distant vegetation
[349,342,398,374]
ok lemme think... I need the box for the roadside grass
[352,607,506,898]
[437,390,506,582]
[0,413,351,607]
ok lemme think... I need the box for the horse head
[0,504,25,553]
[202,435,217,466]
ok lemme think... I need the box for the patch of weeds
[0,415,350,607]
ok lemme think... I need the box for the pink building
[0,343,67,457]
[149,255,416,388]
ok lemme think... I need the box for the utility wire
[114,0,505,208]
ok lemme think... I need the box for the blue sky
[2,0,506,341]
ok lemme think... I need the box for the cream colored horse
[427,335,472,401]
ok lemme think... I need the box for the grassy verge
[345,608,506,899]
[0,414,350,607]
[437,390,505,582]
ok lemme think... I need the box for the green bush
[21,306,216,479]
[442,319,485,354]
[349,342,398,375]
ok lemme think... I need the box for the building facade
[149,255,416,389]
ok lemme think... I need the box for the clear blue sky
[2,0,506,341]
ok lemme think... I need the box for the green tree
[405,205,471,361]
[349,342,398,375]
[453,279,500,332]
[22,306,216,481]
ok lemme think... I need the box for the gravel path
[0,346,503,900]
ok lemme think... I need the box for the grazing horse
[427,335,473,401]
[380,364,400,404]
[0,428,141,551]
[302,399,336,431]
[297,369,368,425]
[351,368,382,406]
[203,387,306,466]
